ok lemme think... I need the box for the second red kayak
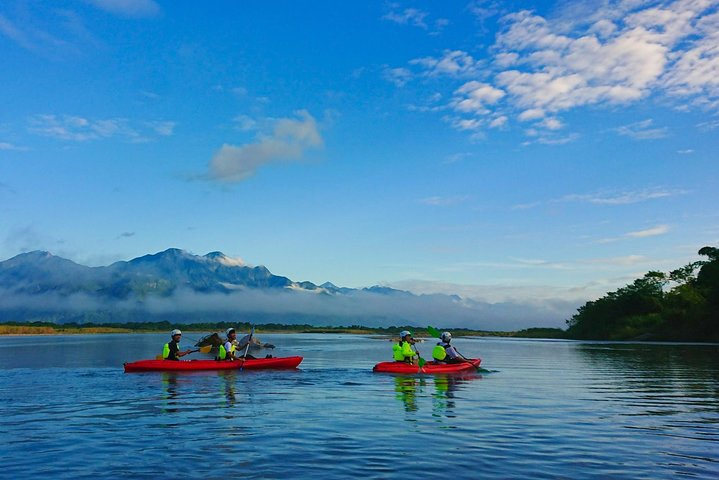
[373,358,481,374]
[124,356,303,372]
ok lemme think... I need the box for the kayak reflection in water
[162,329,192,361]
[395,376,426,413]
[392,330,419,365]
[431,331,466,364]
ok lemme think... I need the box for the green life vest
[432,344,447,361]
[218,343,236,360]
[393,343,404,361]
[162,343,170,359]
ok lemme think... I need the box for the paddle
[156,345,212,360]
[239,325,255,372]
[413,343,426,370]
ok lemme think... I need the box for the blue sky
[1,0,718,325]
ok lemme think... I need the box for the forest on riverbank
[565,246,719,342]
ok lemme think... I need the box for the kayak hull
[124,356,303,373]
[373,358,481,374]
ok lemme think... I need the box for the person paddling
[393,330,418,365]
[162,329,192,361]
[218,327,258,361]
[432,331,465,364]
[218,328,239,361]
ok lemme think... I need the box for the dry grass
[0,325,133,335]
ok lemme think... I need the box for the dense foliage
[566,246,719,341]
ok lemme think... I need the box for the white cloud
[452,80,505,115]
[382,7,428,29]
[402,0,719,140]
[0,142,29,151]
[538,117,564,130]
[383,67,412,87]
[145,121,176,136]
[233,115,257,132]
[86,0,160,18]
[208,110,323,183]
[626,224,670,238]
[411,50,480,77]
[28,114,174,142]
[613,118,669,139]
[518,108,544,121]
[560,187,687,205]
[418,195,470,206]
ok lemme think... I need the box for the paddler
[432,331,464,364]
[218,327,258,361]
[218,328,239,361]
[162,329,192,361]
[393,330,418,365]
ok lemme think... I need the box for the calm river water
[1,333,718,479]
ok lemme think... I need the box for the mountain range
[0,248,576,329]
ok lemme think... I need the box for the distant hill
[0,248,579,329]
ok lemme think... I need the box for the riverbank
[0,322,567,338]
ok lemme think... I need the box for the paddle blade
[418,357,426,368]
[155,354,164,360]
[427,326,441,338]
[199,345,213,354]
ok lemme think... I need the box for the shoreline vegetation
[0,321,566,339]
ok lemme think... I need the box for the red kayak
[373,358,481,374]
[124,356,303,373]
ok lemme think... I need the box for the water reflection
[576,343,719,417]
[393,373,481,418]
[218,371,236,406]
[394,376,426,413]
[161,373,180,414]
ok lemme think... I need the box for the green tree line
[566,246,719,341]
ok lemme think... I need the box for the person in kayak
[218,328,239,361]
[393,330,418,364]
[432,331,464,364]
[163,329,192,361]
[218,327,257,361]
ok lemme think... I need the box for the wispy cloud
[418,195,470,206]
[381,4,449,35]
[410,50,481,77]
[0,142,29,152]
[625,224,670,238]
[208,110,323,183]
[28,114,175,142]
[86,0,161,18]
[382,6,429,29]
[613,119,669,140]
[560,188,687,206]
[383,67,412,87]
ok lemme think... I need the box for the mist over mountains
[0,249,577,330]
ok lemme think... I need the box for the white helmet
[226,328,236,336]
[400,330,411,338]
[441,331,452,342]
[171,329,182,336]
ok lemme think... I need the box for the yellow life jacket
[432,344,447,361]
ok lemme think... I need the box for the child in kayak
[393,331,419,364]
[432,332,465,364]
[162,329,192,361]
[218,327,257,360]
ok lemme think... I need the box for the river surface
[1,333,718,479]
